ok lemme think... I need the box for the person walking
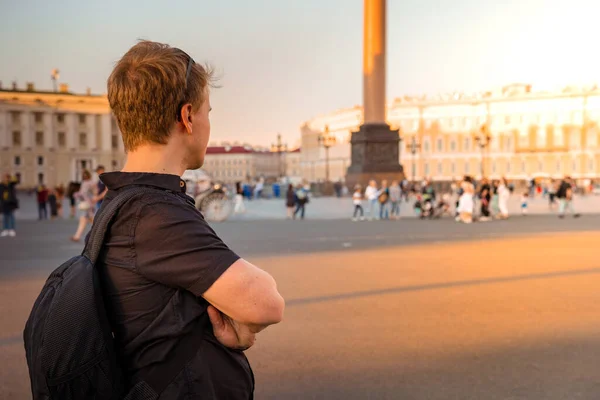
[70,170,97,242]
[0,174,19,237]
[294,184,309,219]
[36,184,49,220]
[55,183,65,218]
[547,179,557,210]
[557,176,580,218]
[352,185,364,221]
[285,184,296,219]
[95,165,108,211]
[365,180,379,220]
[389,180,402,220]
[48,188,58,219]
[497,177,510,219]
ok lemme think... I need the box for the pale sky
[1,0,599,147]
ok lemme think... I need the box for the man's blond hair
[107,41,213,152]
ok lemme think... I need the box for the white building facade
[301,84,600,183]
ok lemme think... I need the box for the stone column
[43,112,54,149]
[22,111,34,149]
[100,114,112,151]
[66,113,77,150]
[87,114,97,150]
[0,110,8,148]
[363,0,386,124]
[346,0,402,186]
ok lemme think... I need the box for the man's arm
[202,258,284,327]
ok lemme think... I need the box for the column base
[346,123,404,188]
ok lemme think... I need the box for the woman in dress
[456,176,475,223]
[497,177,511,219]
[71,170,98,242]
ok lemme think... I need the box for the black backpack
[23,186,202,400]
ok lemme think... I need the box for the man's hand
[207,305,263,351]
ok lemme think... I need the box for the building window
[538,160,544,172]
[505,137,512,152]
[519,131,529,148]
[56,113,65,123]
[437,162,442,175]
[423,139,430,153]
[111,135,119,149]
[37,156,44,166]
[58,132,66,147]
[569,130,580,149]
[492,161,496,174]
[556,159,561,173]
[505,115,511,125]
[13,131,22,146]
[465,161,469,174]
[451,162,455,174]
[15,172,21,183]
[536,127,546,148]
[79,133,87,148]
[14,156,21,166]
[464,138,470,152]
[450,140,456,152]
[522,160,526,173]
[424,163,430,176]
[589,158,595,172]
[78,114,86,124]
[554,130,564,147]
[36,131,44,146]
[573,159,578,172]
[10,111,21,124]
[436,138,443,152]
[507,162,511,173]
[587,131,598,147]
[38,173,44,185]
[34,113,43,123]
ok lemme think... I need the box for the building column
[87,114,97,150]
[43,112,55,149]
[346,0,402,187]
[22,111,34,149]
[363,0,386,124]
[0,111,8,148]
[100,114,112,151]
[66,113,77,150]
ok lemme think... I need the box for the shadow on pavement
[286,267,600,307]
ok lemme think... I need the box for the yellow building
[0,83,124,189]
[301,83,600,183]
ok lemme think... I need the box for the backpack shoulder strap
[83,186,159,264]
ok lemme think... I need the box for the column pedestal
[346,123,403,188]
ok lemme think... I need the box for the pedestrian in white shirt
[364,180,379,221]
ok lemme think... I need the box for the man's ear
[181,104,193,134]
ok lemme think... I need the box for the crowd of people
[346,176,582,223]
[0,165,108,239]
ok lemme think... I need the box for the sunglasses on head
[176,50,196,121]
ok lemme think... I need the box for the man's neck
[122,143,186,176]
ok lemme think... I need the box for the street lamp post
[475,125,492,178]
[271,133,287,178]
[318,125,337,182]
[406,136,421,184]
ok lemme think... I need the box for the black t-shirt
[95,172,253,398]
